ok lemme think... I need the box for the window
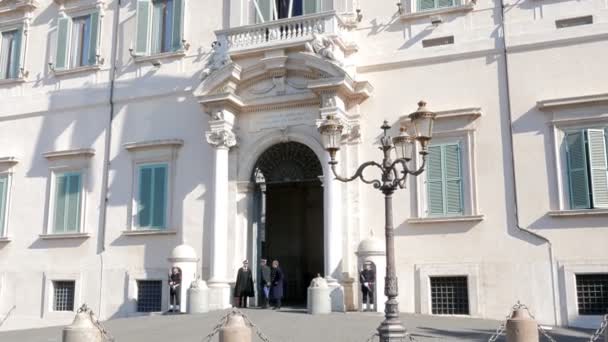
[564,128,608,210]
[576,274,608,315]
[0,29,22,79]
[135,0,184,55]
[426,143,464,217]
[137,164,168,229]
[55,12,100,70]
[53,172,82,233]
[137,280,162,312]
[418,0,462,11]
[53,281,75,311]
[254,0,319,23]
[0,175,7,236]
[430,276,469,315]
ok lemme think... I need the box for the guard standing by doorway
[360,261,375,311]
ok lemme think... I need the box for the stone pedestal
[208,283,232,310]
[187,279,209,314]
[307,276,331,315]
[506,308,539,342]
[62,311,102,342]
[326,277,345,312]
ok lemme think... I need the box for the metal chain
[202,311,232,342]
[488,302,559,342]
[589,314,608,342]
[404,332,419,342]
[77,304,115,342]
[515,303,557,342]
[0,305,15,328]
[238,309,273,342]
[364,332,378,342]
[202,308,273,342]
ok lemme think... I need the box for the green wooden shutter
[444,143,463,215]
[88,11,100,65]
[66,173,81,232]
[436,0,454,8]
[0,176,7,236]
[135,0,151,55]
[152,165,167,228]
[9,27,22,78]
[138,166,153,227]
[54,174,68,232]
[256,0,272,23]
[565,131,591,209]
[587,129,608,208]
[303,0,317,15]
[55,17,71,70]
[418,0,436,11]
[171,0,184,51]
[427,145,444,215]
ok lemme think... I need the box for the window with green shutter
[565,128,608,209]
[253,0,319,22]
[53,172,82,233]
[136,0,184,55]
[137,164,168,229]
[54,12,101,70]
[417,0,462,11]
[0,175,8,237]
[426,143,464,217]
[0,27,23,79]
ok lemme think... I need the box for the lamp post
[318,101,436,342]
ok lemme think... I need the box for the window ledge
[122,229,177,236]
[53,65,101,77]
[407,215,484,224]
[0,77,26,85]
[400,3,475,22]
[39,233,91,240]
[133,51,186,64]
[0,237,12,243]
[43,148,95,160]
[547,209,608,217]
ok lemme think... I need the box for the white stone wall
[0,0,606,331]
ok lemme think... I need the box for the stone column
[205,115,237,310]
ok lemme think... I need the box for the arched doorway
[251,142,324,306]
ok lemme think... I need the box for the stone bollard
[219,312,252,342]
[506,308,539,342]
[604,322,607,342]
[187,278,209,314]
[307,274,331,315]
[62,310,102,342]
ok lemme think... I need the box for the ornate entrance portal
[252,142,324,305]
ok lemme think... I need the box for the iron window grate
[137,280,162,312]
[576,273,608,315]
[430,276,469,315]
[53,281,75,311]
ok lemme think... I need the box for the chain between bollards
[488,301,557,342]
[77,304,115,342]
[202,308,273,342]
[588,314,608,342]
[364,332,418,342]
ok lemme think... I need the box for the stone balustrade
[215,11,346,54]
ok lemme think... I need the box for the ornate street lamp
[318,101,436,342]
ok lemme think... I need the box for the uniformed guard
[359,261,376,311]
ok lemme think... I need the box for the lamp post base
[377,319,407,342]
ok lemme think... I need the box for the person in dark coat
[269,260,284,310]
[168,267,182,313]
[234,260,254,308]
[259,259,272,308]
[360,261,376,311]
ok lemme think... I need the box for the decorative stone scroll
[205,129,237,149]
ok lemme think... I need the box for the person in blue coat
[269,260,284,310]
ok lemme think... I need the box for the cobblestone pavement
[0,308,594,342]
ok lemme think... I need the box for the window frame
[135,162,169,230]
[561,262,608,328]
[417,0,462,12]
[42,272,82,319]
[553,123,608,212]
[0,23,25,81]
[425,141,465,217]
[52,280,76,312]
[127,269,169,315]
[51,170,84,234]
[124,140,182,233]
[251,0,322,24]
[134,0,185,57]
[54,9,101,72]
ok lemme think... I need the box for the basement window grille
[53,281,75,311]
[430,276,470,315]
[555,16,593,29]
[576,273,608,315]
[422,36,454,48]
[137,280,162,312]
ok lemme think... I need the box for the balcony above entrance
[215,11,357,57]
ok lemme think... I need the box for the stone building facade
[0,0,607,331]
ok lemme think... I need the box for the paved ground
[0,308,595,342]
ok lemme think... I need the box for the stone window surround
[0,0,37,84]
[126,269,169,315]
[42,271,83,319]
[244,0,333,25]
[51,1,105,76]
[415,263,481,317]
[405,107,483,224]
[41,148,94,239]
[560,261,608,329]
[538,92,608,216]
[398,0,475,21]
[0,157,18,242]
[123,139,182,235]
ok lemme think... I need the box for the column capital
[206,128,237,149]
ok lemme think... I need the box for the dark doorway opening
[252,142,324,306]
